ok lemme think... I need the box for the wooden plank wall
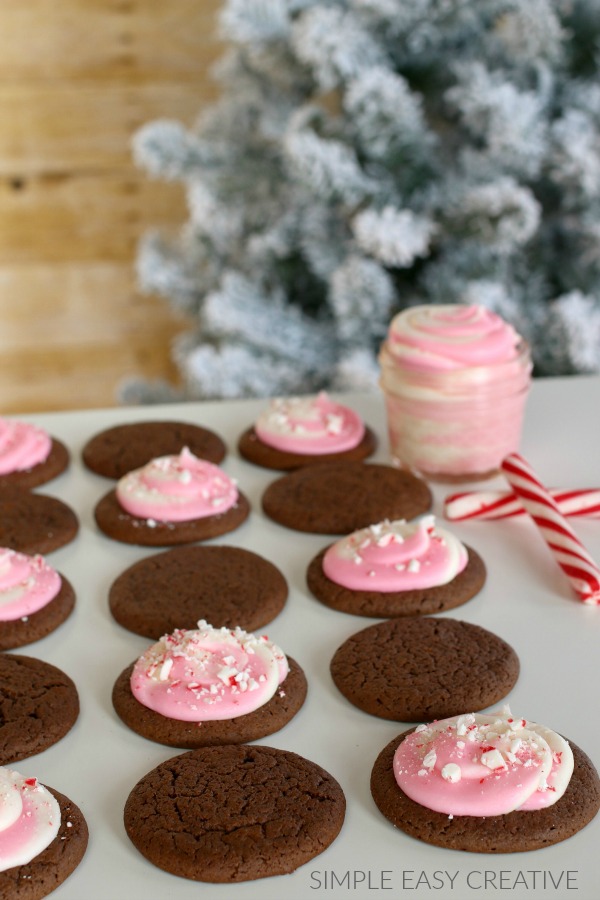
[0,0,223,413]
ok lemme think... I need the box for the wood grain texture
[0,0,222,414]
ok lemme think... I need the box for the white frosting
[0,768,60,871]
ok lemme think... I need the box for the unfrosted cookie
[109,545,288,639]
[124,744,346,882]
[82,419,226,478]
[0,778,88,900]
[0,489,79,555]
[0,655,80,764]
[0,569,76,651]
[371,727,600,852]
[262,462,432,534]
[330,617,519,721]
[0,438,70,491]
[113,656,307,748]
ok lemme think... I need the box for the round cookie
[94,487,250,547]
[109,545,288,639]
[0,786,89,900]
[124,744,346,882]
[82,420,226,478]
[0,438,70,490]
[262,462,432,534]
[307,544,486,617]
[0,489,79,555]
[371,730,600,852]
[0,655,80,764]
[330,617,519,721]
[0,573,76,651]
[113,656,307,748]
[238,424,378,470]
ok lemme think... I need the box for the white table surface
[8,375,600,900]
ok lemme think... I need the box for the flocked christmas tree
[126,0,600,402]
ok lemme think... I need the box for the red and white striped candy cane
[444,487,600,521]
[501,453,600,605]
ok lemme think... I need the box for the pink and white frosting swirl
[394,707,574,817]
[0,419,51,475]
[0,549,62,622]
[116,447,238,522]
[130,620,289,722]
[254,392,365,454]
[386,304,522,372]
[0,768,60,871]
[322,516,467,592]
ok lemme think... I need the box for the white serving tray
[9,376,600,900]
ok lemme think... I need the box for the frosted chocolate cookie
[307,516,486,617]
[94,448,249,547]
[0,549,76,650]
[109,545,287,639]
[262,461,431,534]
[124,744,345,882]
[0,768,88,900]
[0,655,79,764]
[330,617,519,722]
[0,418,69,490]
[112,621,307,748]
[0,489,79,556]
[371,708,600,852]
[238,392,376,470]
[82,419,226,479]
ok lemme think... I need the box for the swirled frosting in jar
[0,549,62,622]
[322,516,467,592]
[254,392,365,454]
[394,707,574,817]
[130,620,289,721]
[0,768,60,871]
[116,447,238,522]
[0,419,51,475]
[386,304,522,371]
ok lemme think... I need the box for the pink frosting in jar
[386,304,521,371]
[130,620,289,722]
[0,419,52,475]
[322,516,467,592]
[116,447,238,522]
[0,549,62,622]
[393,707,574,817]
[254,392,365,454]
[0,769,60,871]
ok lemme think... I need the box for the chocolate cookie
[124,744,346,882]
[82,420,226,478]
[371,730,600,852]
[0,573,76,651]
[112,656,307,748]
[0,438,70,490]
[109,545,288,639]
[330,617,519,721]
[307,544,486,617]
[0,489,79,555]
[0,786,89,900]
[238,424,378,470]
[0,655,80,764]
[262,462,432,534]
[94,488,250,547]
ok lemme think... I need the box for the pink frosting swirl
[0,549,62,622]
[130,620,289,722]
[322,516,467,592]
[0,769,60,871]
[254,392,365,454]
[116,447,238,522]
[387,304,522,371]
[0,419,51,475]
[393,708,574,817]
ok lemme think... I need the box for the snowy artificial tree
[127,0,600,403]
